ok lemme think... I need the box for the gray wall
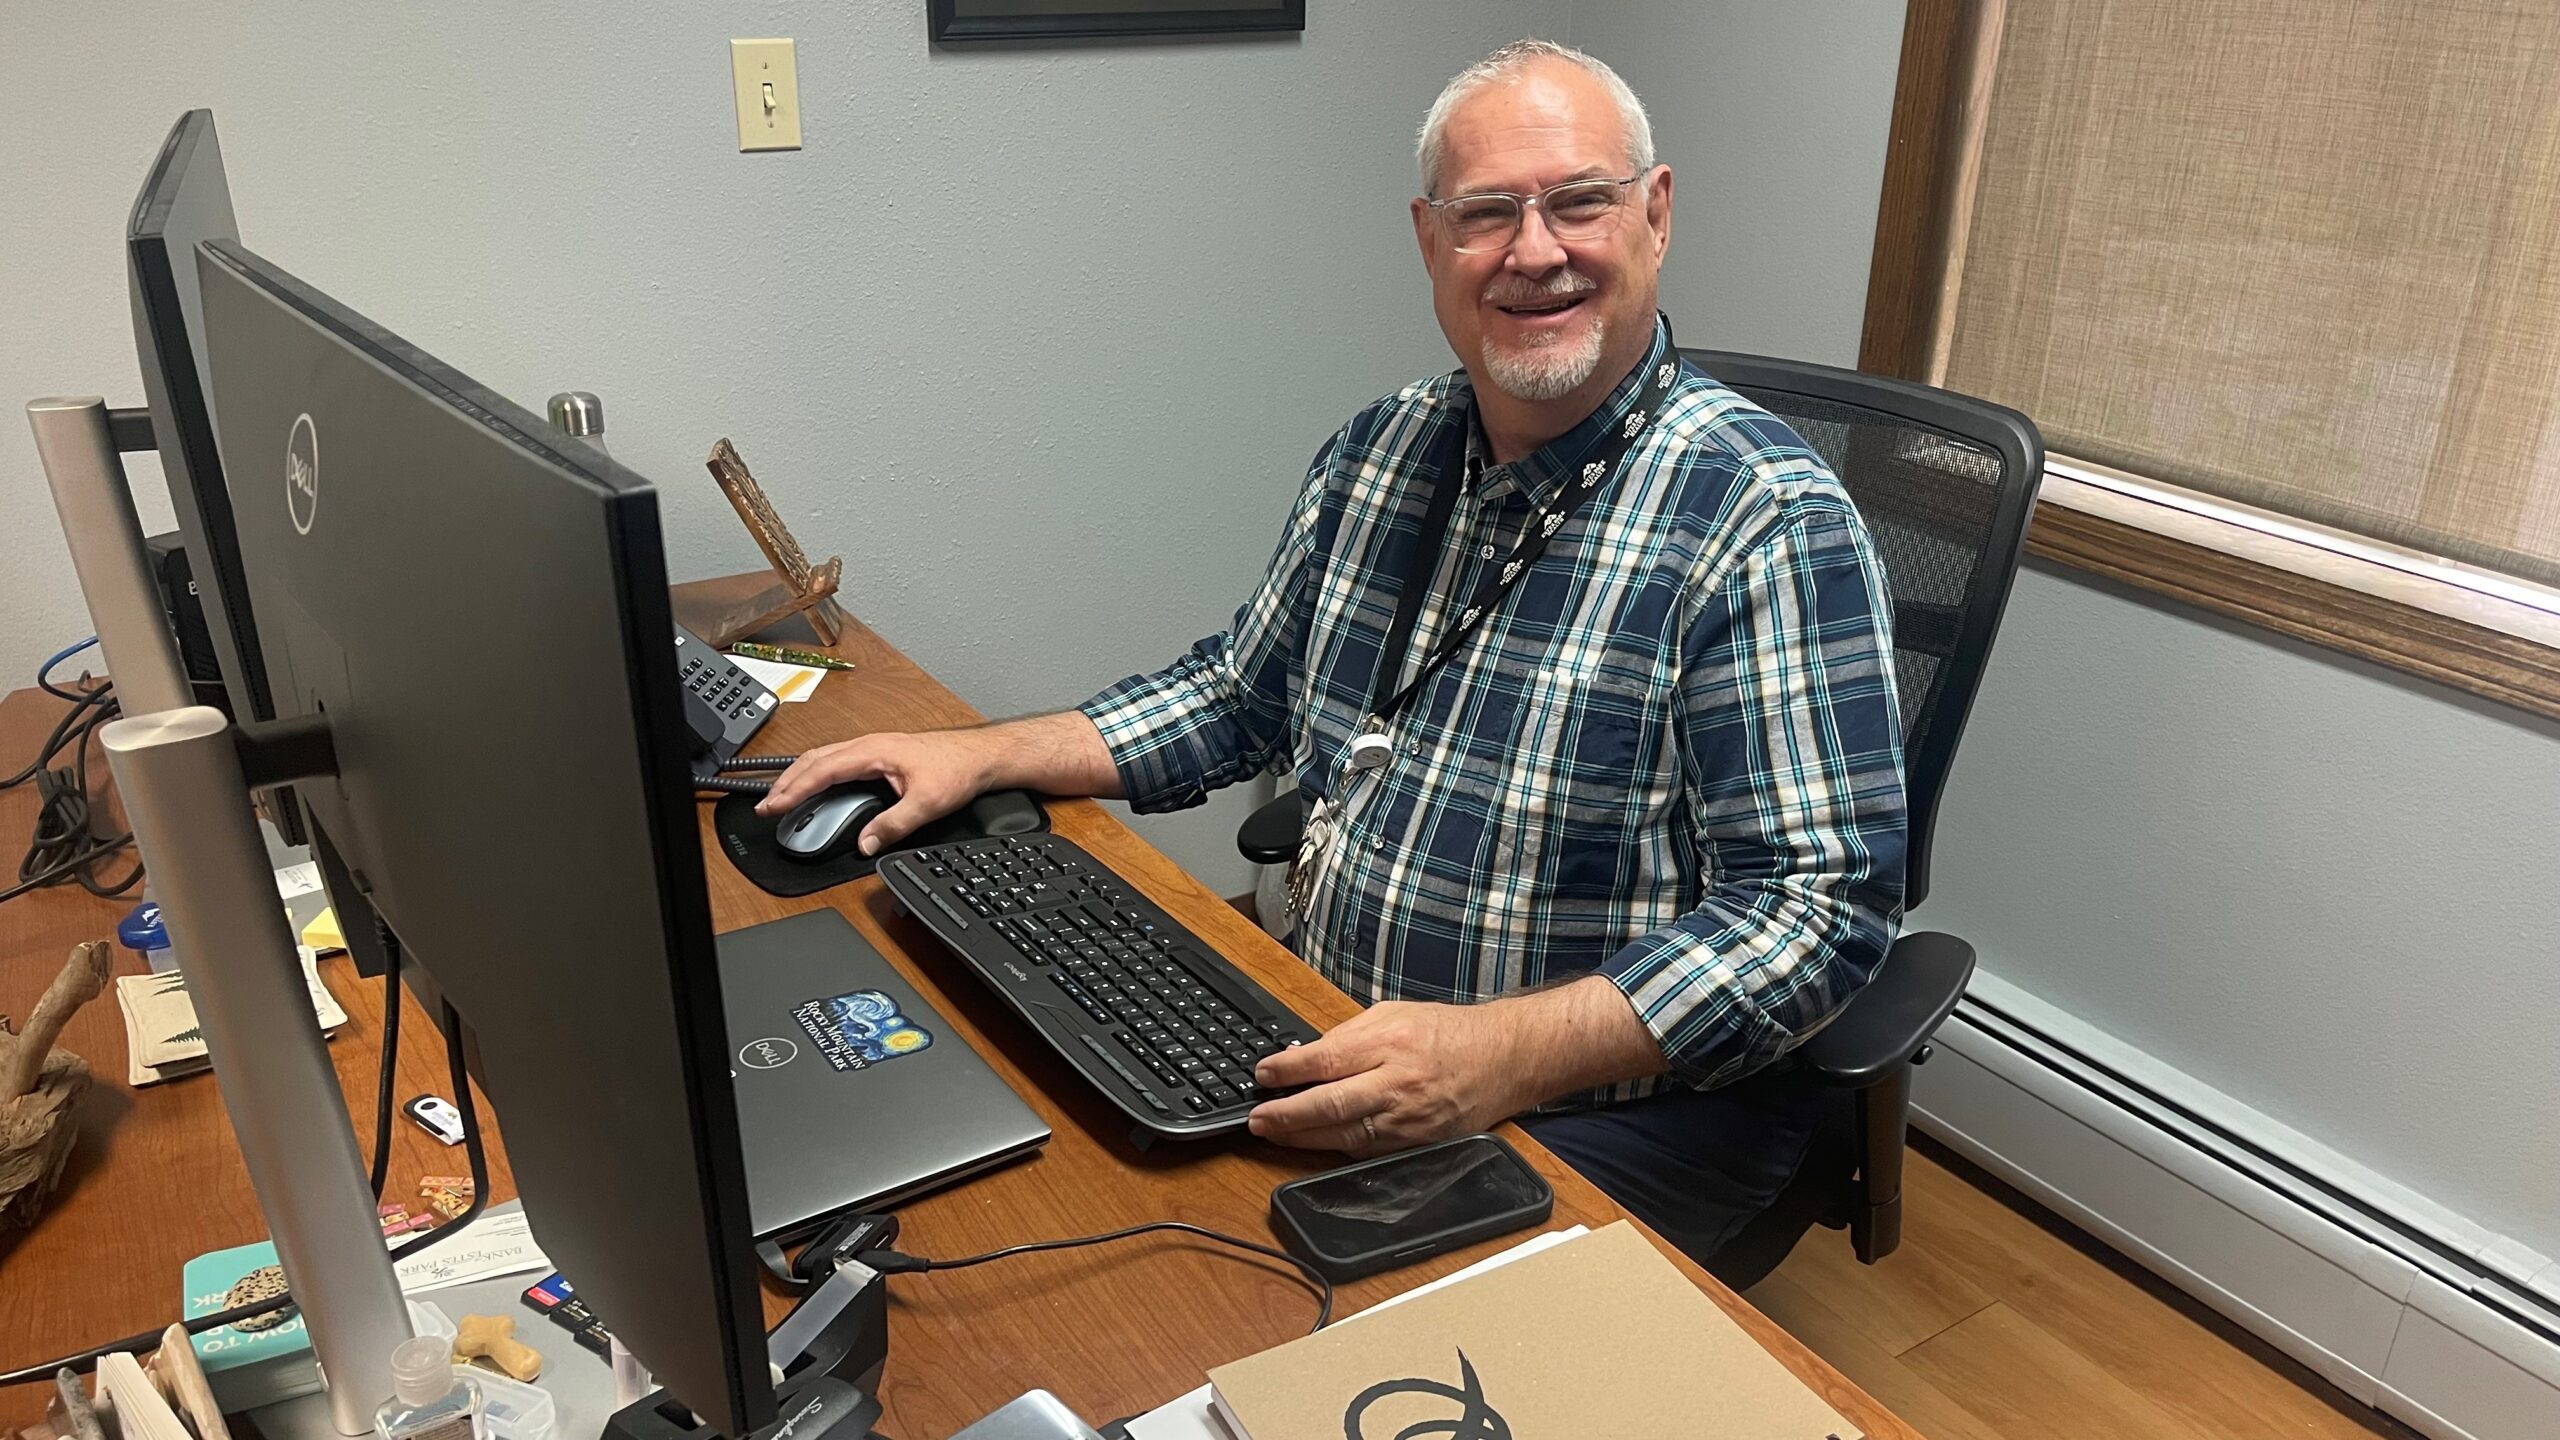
[1575,0,1905,365]
[1592,0,2560,1258]
[0,0,1572,898]
[1924,565,2560,1261]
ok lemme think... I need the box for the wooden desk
[0,614,1921,1440]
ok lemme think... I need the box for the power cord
[367,918,406,1199]
[395,999,490,1261]
[4,639,143,905]
[0,994,493,1388]
[856,1221,1334,1333]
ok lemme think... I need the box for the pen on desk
[728,642,856,671]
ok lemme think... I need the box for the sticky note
[301,907,345,954]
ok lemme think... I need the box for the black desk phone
[676,625,777,776]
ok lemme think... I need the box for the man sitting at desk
[761,39,1907,1269]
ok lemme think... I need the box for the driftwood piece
[50,1369,104,1440]
[151,1325,231,1440]
[0,942,113,1231]
[702,439,849,646]
[1,942,111,1098]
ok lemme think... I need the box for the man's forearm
[1487,975,1668,1110]
[965,711,1125,801]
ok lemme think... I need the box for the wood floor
[1748,1140,2426,1440]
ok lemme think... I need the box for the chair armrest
[1796,931,1976,1088]
[1236,790,1306,865]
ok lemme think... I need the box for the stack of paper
[118,947,348,1086]
[95,1352,195,1440]
[723,652,828,703]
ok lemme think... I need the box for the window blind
[1942,0,2560,589]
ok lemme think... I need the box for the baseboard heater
[1910,970,2560,1440]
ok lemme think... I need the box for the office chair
[1236,353,2043,1286]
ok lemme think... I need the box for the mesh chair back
[1682,351,2042,910]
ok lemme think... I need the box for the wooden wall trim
[2027,499,2560,722]
[1858,0,2560,719]
[1859,0,1969,381]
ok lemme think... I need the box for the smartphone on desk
[1270,1133,1553,1281]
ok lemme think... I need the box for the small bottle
[375,1336,485,1440]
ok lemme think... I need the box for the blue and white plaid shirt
[1082,318,1907,1109]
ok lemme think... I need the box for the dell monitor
[130,109,318,849]
[127,110,276,727]
[189,236,773,1438]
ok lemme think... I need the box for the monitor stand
[605,1256,890,1440]
[37,394,410,1435]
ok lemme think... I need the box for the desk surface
[0,609,1920,1440]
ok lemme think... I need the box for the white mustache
[1481,270,1598,307]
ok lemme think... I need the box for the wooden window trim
[1861,0,2560,723]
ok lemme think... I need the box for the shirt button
[1370,835,1386,853]
[1405,741,1420,755]
[1479,543,1496,559]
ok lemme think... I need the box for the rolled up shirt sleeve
[1597,499,1910,1089]
[1078,435,1336,813]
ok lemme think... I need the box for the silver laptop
[717,908,1049,1239]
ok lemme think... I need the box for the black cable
[1,686,114,791]
[367,920,405,1199]
[5,661,139,903]
[717,754,801,773]
[54,707,142,899]
[0,1292,303,1389]
[695,774,772,797]
[0,840,137,907]
[36,639,101,705]
[865,1222,1333,1333]
[0,996,494,1387]
[392,1000,489,1261]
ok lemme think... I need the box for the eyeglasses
[1424,174,1646,254]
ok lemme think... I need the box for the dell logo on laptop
[285,413,320,535]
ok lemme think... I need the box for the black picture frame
[927,0,1305,43]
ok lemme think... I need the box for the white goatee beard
[1480,316,1608,402]
[1476,268,1608,402]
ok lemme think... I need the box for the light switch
[731,38,801,152]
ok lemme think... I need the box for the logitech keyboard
[879,834,1320,1141]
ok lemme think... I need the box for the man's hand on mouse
[758,712,1125,855]
[757,732,992,855]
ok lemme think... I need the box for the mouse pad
[712,788,1050,897]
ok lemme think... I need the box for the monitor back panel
[193,238,768,1437]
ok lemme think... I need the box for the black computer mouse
[775,779,898,863]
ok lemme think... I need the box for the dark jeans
[1518,1066,1827,1269]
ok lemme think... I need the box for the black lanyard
[1360,329,1681,734]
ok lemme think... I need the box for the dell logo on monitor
[285,412,320,535]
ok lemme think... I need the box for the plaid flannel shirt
[1081,319,1908,1109]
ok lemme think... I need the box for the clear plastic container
[409,1300,457,1342]
[395,1301,553,1440]
[468,1368,557,1440]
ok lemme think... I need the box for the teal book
[180,1240,321,1405]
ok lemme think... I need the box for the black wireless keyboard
[879,834,1320,1141]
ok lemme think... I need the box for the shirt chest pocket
[1440,652,1673,871]
[1514,661,1670,816]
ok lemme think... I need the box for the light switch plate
[731,38,802,152]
